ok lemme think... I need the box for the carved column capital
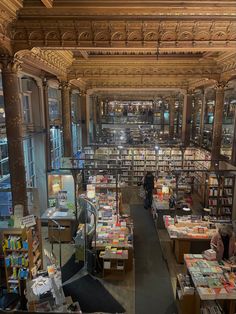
[186,89,195,97]
[0,54,22,74]
[80,89,87,97]
[214,81,226,91]
[59,80,71,91]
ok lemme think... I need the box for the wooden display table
[163,215,216,263]
[93,243,133,271]
[99,250,128,279]
[174,237,211,264]
[183,255,236,314]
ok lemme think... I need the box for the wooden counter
[173,237,211,263]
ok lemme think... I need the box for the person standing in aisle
[143,171,155,209]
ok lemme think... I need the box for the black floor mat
[61,254,84,283]
[63,274,125,313]
[131,204,177,314]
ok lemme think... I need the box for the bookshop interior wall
[0,0,236,313]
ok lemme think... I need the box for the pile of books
[185,255,236,299]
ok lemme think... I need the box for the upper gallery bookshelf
[83,146,210,186]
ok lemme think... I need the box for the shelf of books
[83,146,213,189]
[176,273,195,314]
[192,149,211,202]
[2,218,43,293]
[206,174,234,219]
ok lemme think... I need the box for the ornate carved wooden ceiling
[0,0,236,91]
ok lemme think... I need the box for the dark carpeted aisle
[131,204,177,314]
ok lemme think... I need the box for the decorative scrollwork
[214,81,226,90]
[0,54,22,73]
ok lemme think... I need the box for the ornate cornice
[11,19,236,52]
[41,0,54,8]
[69,60,220,76]
[215,52,236,82]
[83,76,190,89]
[0,0,23,19]
[66,55,222,89]
[15,48,73,77]
[18,1,236,17]
[0,0,23,54]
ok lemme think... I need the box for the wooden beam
[79,50,89,60]
[41,0,53,8]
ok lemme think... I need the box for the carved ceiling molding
[215,52,236,82]
[0,0,23,19]
[11,19,236,52]
[0,0,23,54]
[188,78,218,90]
[18,0,236,18]
[68,60,222,90]
[68,63,221,78]
[69,78,87,91]
[91,91,182,100]
[41,0,54,8]
[14,48,73,77]
[85,77,190,90]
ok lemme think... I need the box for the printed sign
[21,215,36,228]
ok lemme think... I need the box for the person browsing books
[210,224,236,261]
[143,171,155,210]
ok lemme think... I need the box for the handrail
[77,197,98,271]
[48,219,62,268]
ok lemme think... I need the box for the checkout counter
[41,207,76,243]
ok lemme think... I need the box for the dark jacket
[143,173,154,191]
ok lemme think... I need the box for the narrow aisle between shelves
[131,204,177,314]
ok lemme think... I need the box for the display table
[99,249,128,278]
[184,254,236,314]
[93,221,133,271]
[41,208,76,243]
[152,194,175,229]
[164,215,216,263]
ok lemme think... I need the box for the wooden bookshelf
[206,174,235,218]
[83,146,213,189]
[2,218,43,293]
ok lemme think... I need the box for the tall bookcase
[206,174,234,218]
[2,218,43,293]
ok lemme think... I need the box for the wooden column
[211,82,225,166]
[182,91,193,147]
[1,56,28,215]
[61,81,72,157]
[80,92,89,147]
[169,96,175,139]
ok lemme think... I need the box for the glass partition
[191,92,202,144]
[221,80,236,160]
[47,172,75,209]
[202,88,215,150]
[48,87,61,123]
[0,177,12,220]
[174,98,183,137]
